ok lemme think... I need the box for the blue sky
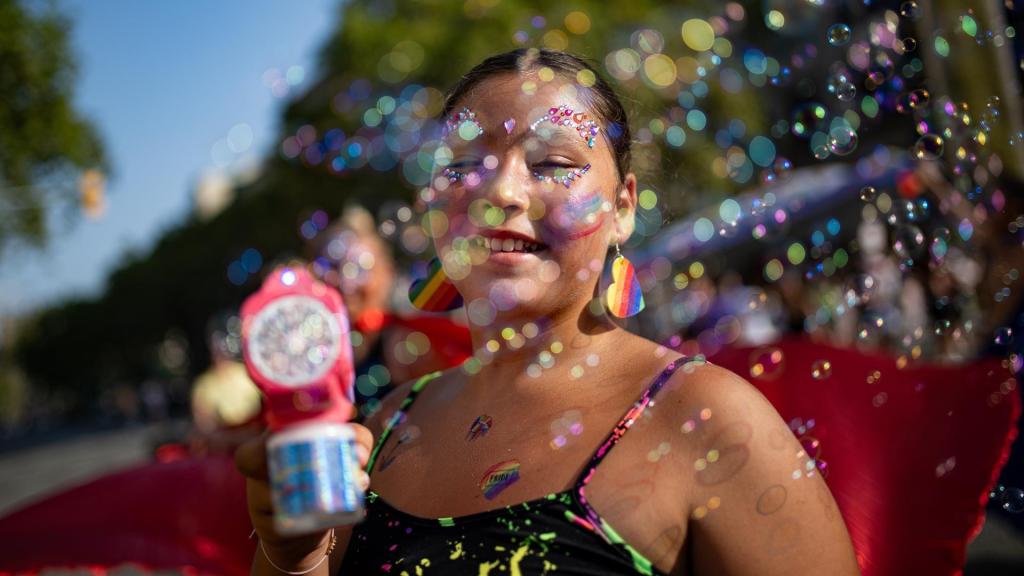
[0,0,338,316]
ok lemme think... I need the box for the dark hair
[441,48,632,182]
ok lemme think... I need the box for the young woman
[236,48,861,575]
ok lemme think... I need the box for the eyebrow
[446,123,588,152]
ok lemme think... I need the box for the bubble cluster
[991,485,1024,514]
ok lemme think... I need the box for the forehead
[451,72,595,127]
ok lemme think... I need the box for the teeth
[477,236,545,253]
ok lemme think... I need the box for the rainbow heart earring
[408,257,463,312]
[605,244,644,318]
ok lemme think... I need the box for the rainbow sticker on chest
[479,459,521,499]
[466,414,493,441]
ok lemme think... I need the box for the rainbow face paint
[503,118,516,134]
[529,104,600,148]
[550,191,607,241]
[479,460,521,499]
[466,414,493,441]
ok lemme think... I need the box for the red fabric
[383,312,473,366]
[709,338,1021,576]
[0,455,254,575]
[0,337,1015,575]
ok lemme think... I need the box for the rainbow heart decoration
[408,257,463,312]
[605,254,644,318]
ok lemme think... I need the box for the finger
[349,422,374,453]
[355,442,370,468]
[358,470,370,492]
[247,477,275,516]
[235,429,270,479]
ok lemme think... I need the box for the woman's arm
[680,364,861,575]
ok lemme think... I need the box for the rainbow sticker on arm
[479,459,521,500]
[408,257,463,312]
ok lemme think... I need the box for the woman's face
[429,72,637,322]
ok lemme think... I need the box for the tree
[0,0,107,257]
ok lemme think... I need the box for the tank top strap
[366,371,441,473]
[573,358,686,492]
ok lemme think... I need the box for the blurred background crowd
[0,0,1023,572]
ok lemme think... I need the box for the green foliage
[0,0,107,255]
[16,0,919,421]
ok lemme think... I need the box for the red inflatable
[709,339,1020,576]
[0,337,1018,575]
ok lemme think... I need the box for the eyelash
[443,160,589,188]
[533,163,591,188]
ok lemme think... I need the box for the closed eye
[449,159,483,169]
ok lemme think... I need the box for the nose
[481,152,530,216]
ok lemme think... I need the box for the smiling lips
[477,235,546,254]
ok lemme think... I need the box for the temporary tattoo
[378,427,419,472]
[479,459,521,499]
[504,118,516,134]
[444,107,484,140]
[533,163,591,189]
[756,484,788,515]
[529,104,600,148]
[466,414,493,441]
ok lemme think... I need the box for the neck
[464,299,617,379]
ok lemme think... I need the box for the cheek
[428,191,473,240]
[543,187,610,242]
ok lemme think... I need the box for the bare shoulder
[362,368,453,439]
[656,359,861,575]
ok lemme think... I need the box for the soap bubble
[930,228,950,261]
[899,1,920,19]
[995,327,1014,346]
[749,347,785,381]
[913,134,944,159]
[811,360,833,380]
[992,486,1024,513]
[828,126,858,156]
[835,81,856,102]
[827,24,852,46]
[844,274,876,306]
[908,89,930,109]
[892,225,925,260]
[859,186,877,202]
[827,66,856,102]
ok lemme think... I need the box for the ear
[612,172,639,244]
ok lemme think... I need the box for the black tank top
[340,359,685,575]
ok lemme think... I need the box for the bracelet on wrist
[257,529,337,575]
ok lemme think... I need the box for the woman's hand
[234,423,375,573]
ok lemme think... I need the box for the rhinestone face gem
[528,104,600,148]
